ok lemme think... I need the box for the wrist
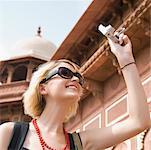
[118,56,135,68]
[120,62,136,70]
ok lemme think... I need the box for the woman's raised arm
[79,34,151,150]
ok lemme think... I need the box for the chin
[64,92,79,101]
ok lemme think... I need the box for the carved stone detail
[26,62,34,81]
[7,65,14,83]
[137,17,151,37]
[83,78,103,102]
[80,0,150,75]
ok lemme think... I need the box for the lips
[66,84,78,89]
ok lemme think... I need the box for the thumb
[122,35,131,46]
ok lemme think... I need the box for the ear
[39,84,48,95]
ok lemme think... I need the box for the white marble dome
[11,28,57,61]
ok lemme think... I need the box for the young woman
[0,34,150,150]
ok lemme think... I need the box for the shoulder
[0,122,15,149]
[0,121,15,133]
[0,122,15,136]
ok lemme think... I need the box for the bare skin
[0,35,150,150]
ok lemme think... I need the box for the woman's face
[40,62,83,105]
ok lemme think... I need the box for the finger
[119,33,124,45]
[116,28,125,33]
[123,35,130,44]
[120,35,130,46]
[114,28,125,37]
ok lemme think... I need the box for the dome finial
[37,26,42,37]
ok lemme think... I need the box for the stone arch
[12,65,27,82]
[0,67,8,84]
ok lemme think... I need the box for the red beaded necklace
[32,119,70,150]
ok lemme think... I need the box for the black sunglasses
[40,67,84,86]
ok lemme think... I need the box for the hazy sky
[0,0,93,60]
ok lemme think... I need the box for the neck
[36,99,70,134]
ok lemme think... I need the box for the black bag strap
[8,122,83,150]
[68,133,76,149]
[72,132,83,150]
[8,122,29,150]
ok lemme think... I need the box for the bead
[32,119,70,150]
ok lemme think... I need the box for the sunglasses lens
[59,67,73,79]
[59,67,84,86]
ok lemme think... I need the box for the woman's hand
[108,34,135,68]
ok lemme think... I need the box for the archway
[12,65,27,82]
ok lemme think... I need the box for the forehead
[55,62,79,72]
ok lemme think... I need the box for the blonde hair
[23,59,82,123]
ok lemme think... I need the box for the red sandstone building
[0,0,150,149]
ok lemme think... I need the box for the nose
[71,75,80,83]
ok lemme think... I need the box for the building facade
[0,28,56,123]
[52,0,151,149]
[0,0,150,149]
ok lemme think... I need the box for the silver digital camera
[98,24,125,43]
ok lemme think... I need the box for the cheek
[46,79,82,100]
[47,80,66,96]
